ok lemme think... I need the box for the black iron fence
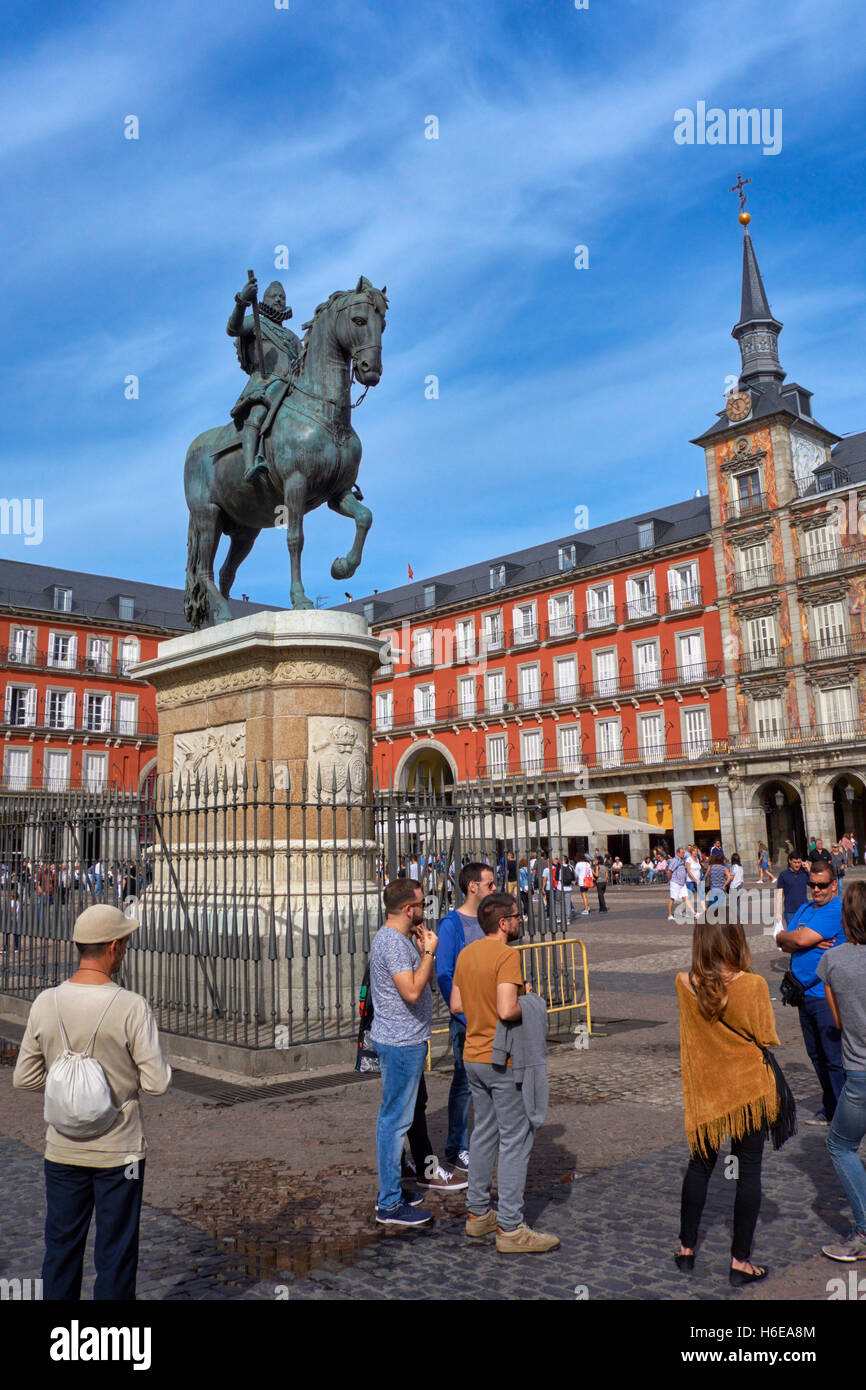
[0,769,584,1052]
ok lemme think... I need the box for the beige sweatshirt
[12,980,172,1167]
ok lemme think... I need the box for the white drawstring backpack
[44,987,125,1139]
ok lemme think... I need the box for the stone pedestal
[132,611,387,1048]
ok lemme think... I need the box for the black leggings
[679,1126,766,1261]
[407,1074,434,1175]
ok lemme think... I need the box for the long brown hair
[689,919,752,1022]
[842,881,866,946]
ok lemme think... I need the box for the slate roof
[0,557,280,631]
[341,493,712,624]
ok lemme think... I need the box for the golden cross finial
[729,173,752,224]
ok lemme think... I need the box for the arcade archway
[394,741,457,800]
[830,772,866,852]
[752,779,806,862]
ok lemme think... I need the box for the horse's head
[335,276,388,387]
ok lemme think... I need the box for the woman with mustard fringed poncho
[675,920,780,1286]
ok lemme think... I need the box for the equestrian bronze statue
[183,272,387,624]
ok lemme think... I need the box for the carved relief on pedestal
[173,722,246,783]
[308,717,367,798]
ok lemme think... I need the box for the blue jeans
[43,1159,145,1300]
[372,1040,427,1210]
[799,995,845,1119]
[445,1018,470,1163]
[827,1071,866,1235]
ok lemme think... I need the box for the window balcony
[544,614,576,641]
[722,492,768,523]
[582,606,617,633]
[794,468,850,498]
[736,649,784,675]
[664,585,703,613]
[510,623,538,647]
[803,632,866,664]
[731,565,778,594]
[796,544,866,581]
[621,596,659,624]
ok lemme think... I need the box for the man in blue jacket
[436,862,497,1170]
[775,861,845,1124]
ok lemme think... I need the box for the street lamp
[700,795,710,815]
[845,784,855,804]
[655,799,664,818]
[612,800,621,816]
[774,789,785,809]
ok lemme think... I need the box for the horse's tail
[184,516,210,629]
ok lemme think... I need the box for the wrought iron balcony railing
[796,545,866,580]
[722,492,768,523]
[803,632,866,663]
[731,564,778,593]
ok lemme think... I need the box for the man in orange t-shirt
[451,893,560,1254]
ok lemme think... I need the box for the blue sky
[2,0,865,607]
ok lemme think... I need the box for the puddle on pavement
[208,1225,381,1284]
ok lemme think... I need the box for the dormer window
[637,521,655,550]
[558,544,576,571]
[53,586,72,612]
[423,584,436,609]
[118,595,135,620]
[363,602,375,623]
[489,564,506,590]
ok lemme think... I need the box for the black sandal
[675,1252,695,1271]
[729,1263,768,1285]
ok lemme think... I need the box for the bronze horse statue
[183,277,387,624]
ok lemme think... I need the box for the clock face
[725,392,752,422]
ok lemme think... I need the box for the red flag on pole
[408,564,414,580]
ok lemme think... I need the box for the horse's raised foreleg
[218,524,260,600]
[328,490,372,580]
[283,472,313,609]
[190,504,234,625]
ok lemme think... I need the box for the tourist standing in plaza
[775,862,845,1126]
[817,883,866,1261]
[756,843,776,885]
[774,852,810,927]
[369,879,438,1226]
[451,892,560,1253]
[435,862,497,1174]
[667,848,695,922]
[705,849,733,922]
[728,853,744,923]
[594,853,609,914]
[809,839,832,867]
[675,920,780,1284]
[575,854,593,916]
[12,904,172,1300]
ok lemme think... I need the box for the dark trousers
[596,884,608,913]
[679,1128,765,1261]
[407,1074,435,1177]
[43,1158,145,1300]
[798,995,845,1119]
[445,1018,470,1163]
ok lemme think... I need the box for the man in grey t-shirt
[369,879,438,1226]
[817,905,866,1263]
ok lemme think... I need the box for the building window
[637,520,654,550]
[485,670,506,714]
[596,718,622,768]
[46,690,75,730]
[586,583,614,629]
[745,616,778,670]
[3,746,31,790]
[593,648,618,698]
[518,664,541,710]
[635,640,661,690]
[85,692,111,733]
[44,750,70,791]
[513,603,536,644]
[811,601,847,656]
[8,627,36,665]
[554,656,577,704]
[423,584,436,609]
[521,729,543,772]
[412,629,433,667]
[558,544,576,571]
[86,636,112,673]
[116,695,137,735]
[83,753,108,792]
[487,733,508,776]
[482,611,503,652]
[736,542,767,588]
[682,707,710,758]
[753,696,785,746]
[375,691,393,732]
[558,724,582,773]
[117,637,140,675]
[677,631,706,683]
[413,683,435,726]
[626,573,656,620]
[53,586,72,612]
[818,685,856,736]
[48,631,77,670]
[363,602,375,624]
[668,563,700,610]
[639,713,665,764]
[4,685,37,727]
[458,676,476,718]
[489,564,506,591]
[801,525,839,577]
[548,592,575,637]
[118,596,135,620]
[455,618,475,661]
[732,470,763,516]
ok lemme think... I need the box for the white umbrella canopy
[534,806,658,837]
[432,812,527,841]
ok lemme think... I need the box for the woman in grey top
[817,881,866,1262]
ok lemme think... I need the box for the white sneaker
[667,915,675,921]
[580,909,590,915]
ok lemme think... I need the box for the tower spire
[729,180,785,387]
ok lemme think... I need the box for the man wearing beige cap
[13,904,171,1300]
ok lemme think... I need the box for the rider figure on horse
[227,277,302,481]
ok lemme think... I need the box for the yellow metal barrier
[426,936,591,1070]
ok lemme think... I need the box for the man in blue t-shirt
[435,862,497,1170]
[774,852,811,926]
[775,861,845,1124]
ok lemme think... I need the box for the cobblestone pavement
[1,880,862,1302]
